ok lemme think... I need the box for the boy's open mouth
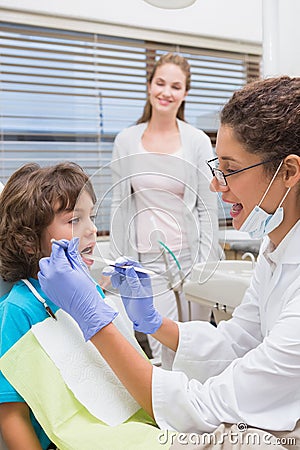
[80,245,95,266]
[81,245,93,255]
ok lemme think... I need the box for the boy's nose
[86,220,97,235]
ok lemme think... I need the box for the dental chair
[0,183,12,297]
[0,278,11,450]
[0,183,10,449]
[0,278,13,299]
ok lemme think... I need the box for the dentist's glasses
[206,156,283,186]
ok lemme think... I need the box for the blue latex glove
[103,258,162,334]
[38,237,118,341]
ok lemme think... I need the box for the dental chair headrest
[0,181,14,297]
[0,279,13,298]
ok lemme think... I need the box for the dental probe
[50,238,68,249]
[50,239,156,276]
[83,254,157,276]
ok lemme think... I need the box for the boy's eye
[69,217,79,225]
[90,215,96,223]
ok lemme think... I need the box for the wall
[0,0,262,44]
[262,0,300,77]
[1,0,299,74]
[278,0,300,76]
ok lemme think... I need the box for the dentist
[39,76,300,448]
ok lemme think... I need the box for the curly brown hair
[136,52,191,124]
[0,162,96,282]
[220,76,300,175]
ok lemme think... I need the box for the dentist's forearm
[151,317,179,352]
[90,323,154,418]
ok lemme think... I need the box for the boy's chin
[81,254,94,267]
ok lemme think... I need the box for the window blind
[0,22,261,232]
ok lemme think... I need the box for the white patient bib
[24,278,144,426]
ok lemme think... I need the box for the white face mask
[240,161,291,239]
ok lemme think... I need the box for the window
[0,22,261,231]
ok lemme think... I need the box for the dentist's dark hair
[220,76,300,175]
[136,52,191,124]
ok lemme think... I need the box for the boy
[0,162,98,449]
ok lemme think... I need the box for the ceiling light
[143,0,197,9]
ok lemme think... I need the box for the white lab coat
[152,220,300,433]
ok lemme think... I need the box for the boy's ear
[283,155,300,187]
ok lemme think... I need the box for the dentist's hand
[38,237,118,341]
[103,258,162,334]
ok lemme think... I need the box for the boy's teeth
[81,246,92,254]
